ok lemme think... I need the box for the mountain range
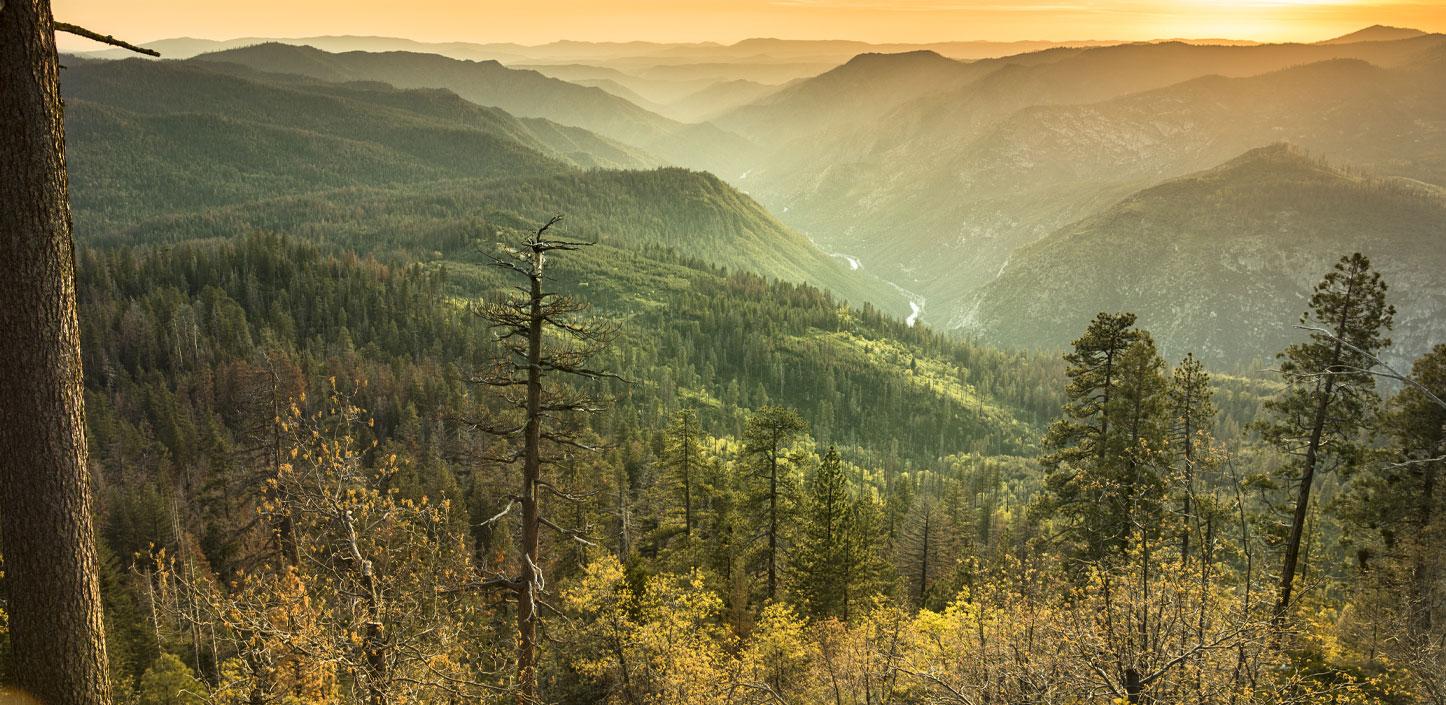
[709,32,1446,349]
[59,56,898,309]
[61,25,1446,364]
[188,43,751,173]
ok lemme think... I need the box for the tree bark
[0,2,114,705]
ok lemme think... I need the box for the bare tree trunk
[0,3,113,705]
[1413,462,1436,631]
[476,217,610,705]
[516,256,544,704]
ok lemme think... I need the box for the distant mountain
[718,34,1446,326]
[964,145,1446,365]
[517,65,787,123]
[627,61,834,85]
[71,35,532,62]
[1320,25,1427,45]
[71,34,1174,65]
[715,51,987,143]
[194,43,752,173]
[59,57,900,310]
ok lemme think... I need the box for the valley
[68,28,1446,363]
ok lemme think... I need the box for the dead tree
[0,5,152,705]
[470,216,615,704]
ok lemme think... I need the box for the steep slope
[965,145,1446,365]
[60,57,901,311]
[194,43,752,173]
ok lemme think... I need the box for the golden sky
[52,0,1446,48]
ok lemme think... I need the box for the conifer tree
[837,490,890,621]
[1259,253,1393,624]
[1107,334,1171,545]
[1168,353,1215,561]
[1039,313,1148,560]
[789,447,888,620]
[897,493,957,609]
[742,406,809,602]
[1047,312,1140,465]
[135,653,205,705]
[791,447,851,618]
[0,5,155,703]
[662,408,704,550]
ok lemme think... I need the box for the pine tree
[896,493,958,609]
[790,447,849,618]
[1,5,117,704]
[659,408,705,556]
[1046,312,1140,467]
[697,456,754,633]
[1168,353,1215,562]
[1259,252,1393,624]
[1107,335,1170,546]
[472,216,617,702]
[1040,313,1163,561]
[789,447,887,620]
[837,489,891,621]
[741,406,809,602]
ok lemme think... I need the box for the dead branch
[54,22,160,56]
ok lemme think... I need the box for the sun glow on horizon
[51,0,1446,50]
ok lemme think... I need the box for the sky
[52,0,1446,49]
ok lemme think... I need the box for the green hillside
[194,43,753,173]
[966,144,1446,364]
[61,57,900,310]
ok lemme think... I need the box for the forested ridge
[59,57,899,309]
[0,21,1442,705]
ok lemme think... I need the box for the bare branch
[54,22,160,56]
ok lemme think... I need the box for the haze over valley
[65,23,1446,362]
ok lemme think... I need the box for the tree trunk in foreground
[0,3,114,705]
